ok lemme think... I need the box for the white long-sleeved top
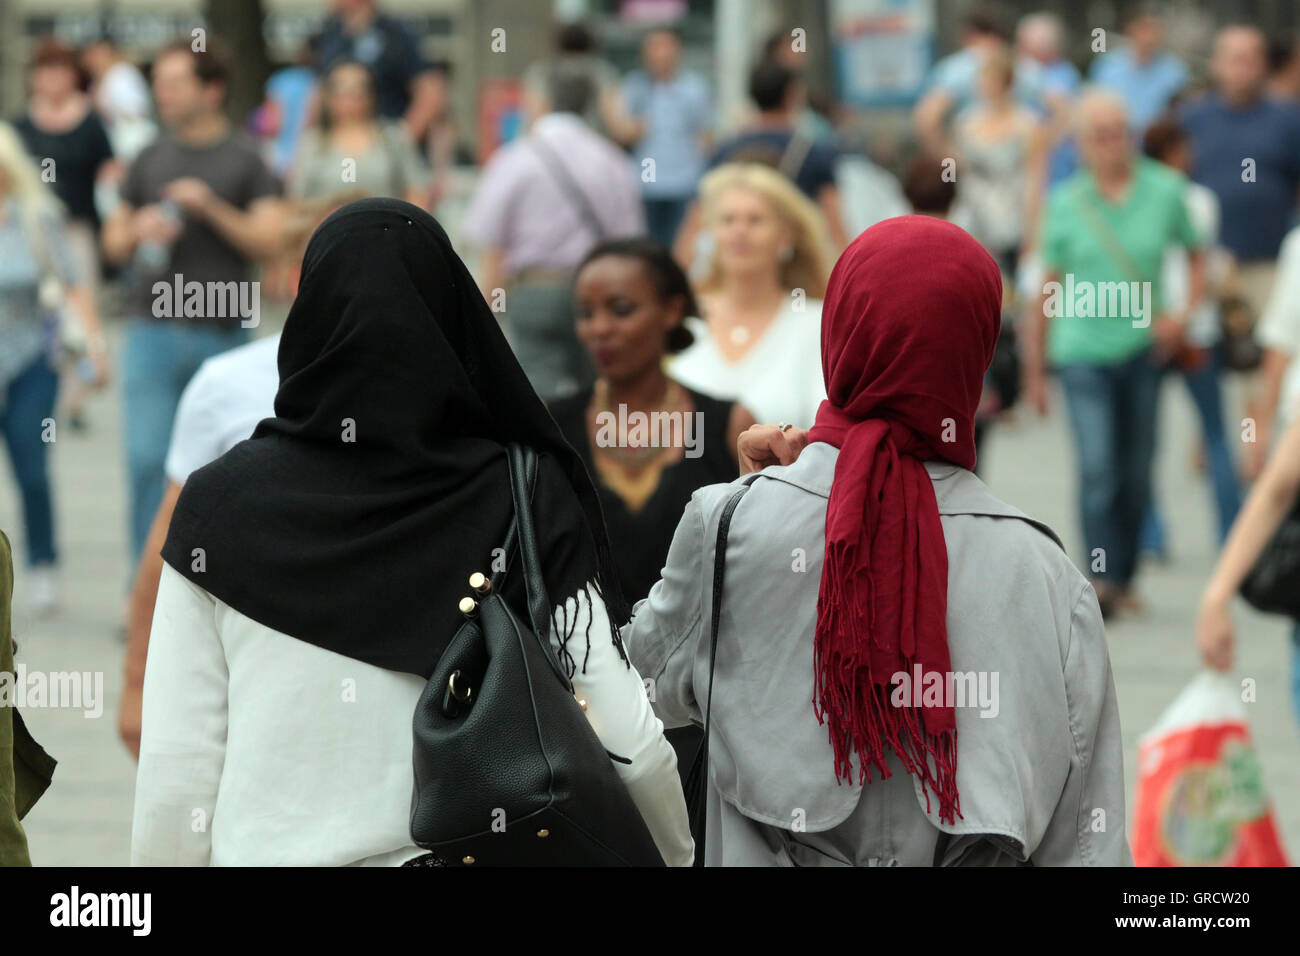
[131,563,694,866]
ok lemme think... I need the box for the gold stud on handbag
[469,572,491,595]
[458,596,478,619]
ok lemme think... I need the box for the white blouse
[670,298,826,429]
[132,563,694,867]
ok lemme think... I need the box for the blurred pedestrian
[315,0,447,143]
[132,200,692,866]
[82,37,155,163]
[913,7,1045,157]
[672,163,829,429]
[1139,117,1241,557]
[523,21,636,144]
[289,60,429,206]
[950,49,1038,275]
[261,37,319,181]
[622,28,712,248]
[1025,90,1204,617]
[1088,6,1190,134]
[1184,25,1300,477]
[101,40,284,571]
[463,69,644,400]
[0,122,109,615]
[623,217,1129,866]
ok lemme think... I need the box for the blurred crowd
[3,0,1300,747]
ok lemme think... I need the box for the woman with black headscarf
[130,198,693,866]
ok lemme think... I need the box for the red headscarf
[807,216,1002,824]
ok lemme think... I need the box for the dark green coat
[1,530,57,866]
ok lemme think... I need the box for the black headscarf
[161,198,630,679]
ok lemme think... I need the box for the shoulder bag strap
[530,134,608,243]
[503,443,572,689]
[1072,187,1146,286]
[777,127,814,185]
[685,480,753,866]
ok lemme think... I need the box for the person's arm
[1020,121,1053,258]
[724,404,757,467]
[119,481,183,759]
[556,586,693,866]
[403,70,447,143]
[1023,268,1057,416]
[164,179,285,262]
[620,493,708,733]
[1251,347,1293,468]
[913,89,954,157]
[100,199,140,266]
[1031,582,1131,865]
[1196,412,1300,670]
[130,563,228,866]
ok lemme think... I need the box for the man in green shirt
[1024,88,1205,616]
[1,529,57,866]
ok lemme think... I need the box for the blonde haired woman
[672,162,832,429]
[0,121,107,614]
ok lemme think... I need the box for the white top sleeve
[163,367,224,485]
[131,564,229,866]
[553,586,695,866]
[1257,227,1300,354]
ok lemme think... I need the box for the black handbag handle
[501,443,573,690]
[684,481,752,866]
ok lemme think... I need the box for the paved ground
[4,317,1297,865]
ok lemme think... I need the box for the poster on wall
[832,0,936,107]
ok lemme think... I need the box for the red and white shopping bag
[1133,672,1289,867]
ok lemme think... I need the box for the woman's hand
[1195,595,1235,672]
[738,423,809,474]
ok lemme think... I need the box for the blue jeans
[1292,623,1300,729]
[121,319,248,567]
[1,356,60,567]
[1141,351,1242,551]
[1058,347,1162,589]
[643,196,691,249]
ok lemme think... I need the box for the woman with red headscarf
[623,216,1130,866]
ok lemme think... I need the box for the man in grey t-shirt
[102,39,285,570]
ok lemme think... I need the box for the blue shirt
[1088,47,1189,132]
[623,69,712,199]
[1182,93,1300,261]
[709,129,838,200]
[924,47,1046,114]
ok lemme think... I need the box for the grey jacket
[622,442,1131,866]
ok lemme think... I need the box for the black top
[162,199,630,680]
[551,385,738,605]
[14,110,113,227]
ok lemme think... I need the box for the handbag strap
[1073,186,1146,287]
[685,480,753,865]
[501,443,572,689]
[530,134,608,243]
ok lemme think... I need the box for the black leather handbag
[1240,497,1300,617]
[683,482,751,867]
[408,443,665,866]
